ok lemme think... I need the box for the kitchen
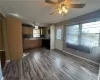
[22,23,50,50]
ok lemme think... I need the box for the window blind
[81,21,100,48]
[33,29,40,37]
[66,25,79,45]
[65,20,100,53]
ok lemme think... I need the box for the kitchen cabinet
[0,19,4,50]
[23,27,33,35]
[23,39,42,49]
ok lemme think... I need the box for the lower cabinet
[23,39,42,49]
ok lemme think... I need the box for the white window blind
[66,25,79,45]
[81,21,100,48]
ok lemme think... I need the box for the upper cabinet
[23,27,33,35]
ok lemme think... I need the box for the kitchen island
[23,38,42,50]
[23,38,50,50]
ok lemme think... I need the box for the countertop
[24,38,50,40]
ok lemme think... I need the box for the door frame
[55,25,64,50]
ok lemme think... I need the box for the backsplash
[23,34,33,38]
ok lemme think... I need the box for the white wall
[50,25,55,49]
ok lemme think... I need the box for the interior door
[55,26,63,50]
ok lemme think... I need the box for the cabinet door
[28,27,33,35]
[0,20,4,50]
[23,27,29,34]
[23,27,33,35]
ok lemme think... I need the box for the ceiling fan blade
[58,0,65,3]
[68,4,85,8]
[49,9,59,15]
[49,11,56,15]
[65,0,72,4]
[45,0,58,5]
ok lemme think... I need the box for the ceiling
[0,0,100,26]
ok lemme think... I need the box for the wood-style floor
[3,48,99,80]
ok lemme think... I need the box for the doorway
[55,26,64,50]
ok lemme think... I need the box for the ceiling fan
[45,0,85,15]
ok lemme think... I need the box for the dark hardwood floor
[3,48,99,80]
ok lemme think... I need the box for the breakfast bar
[23,38,42,49]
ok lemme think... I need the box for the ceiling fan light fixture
[62,6,66,11]
[64,9,68,13]
[58,4,68,15]
[59,9,62,14]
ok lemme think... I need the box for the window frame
[65,20,100,53]
[66,24,80,45]
[33,29,40,38]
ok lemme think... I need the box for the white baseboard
[62,50,100,65]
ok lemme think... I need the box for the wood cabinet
[23,27,29,34]
[0,19,4,50]
[3,16,23,60]
[23,39,42,49]
[23,27,33,35]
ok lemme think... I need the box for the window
[56,29,62,39]
[66,25,79,45]
[65,20,100,53]
[33,29,40,37]
[81,21,100,48]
